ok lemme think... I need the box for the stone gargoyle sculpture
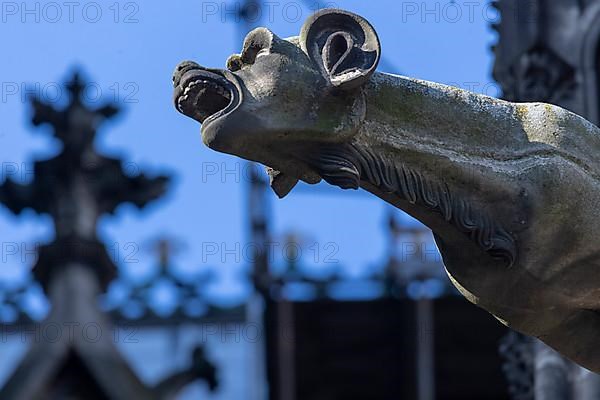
[173,9,600,372]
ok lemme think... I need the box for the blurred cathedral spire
[0,69,217,399]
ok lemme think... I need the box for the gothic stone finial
[0,70,170,291]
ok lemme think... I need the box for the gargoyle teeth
[176,76,233,123]
[182,79,232,101]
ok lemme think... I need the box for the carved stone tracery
[501,45,577,104]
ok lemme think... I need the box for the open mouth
[173,61,238,124]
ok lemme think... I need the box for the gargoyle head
[173,9,380,195]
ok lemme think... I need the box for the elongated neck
[361,71,600,171]
[359,72,530,159]
[302,73,529,267]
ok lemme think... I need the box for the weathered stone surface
[174,9,600,372]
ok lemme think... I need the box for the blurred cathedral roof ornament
[103,236,245,324]
[383,211,451,299]
[0,69,171,290]
[266,214,453,302]
[0,70,218,399]
[0,276,44,324]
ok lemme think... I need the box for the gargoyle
[173,9,600,372]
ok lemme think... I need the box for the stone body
[173,9,600,372]
[493,1,600,396]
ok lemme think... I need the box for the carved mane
[300,142,517,266]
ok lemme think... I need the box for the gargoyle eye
[240,27,274,66]
[226,45,270,72]
[255,48,270,60]
[241,43,270,65]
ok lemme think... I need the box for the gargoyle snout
[172,61,202,87]
[172,61,237,124]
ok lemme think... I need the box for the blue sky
[0,0,497,306]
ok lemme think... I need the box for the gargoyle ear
[300,9,381,90]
